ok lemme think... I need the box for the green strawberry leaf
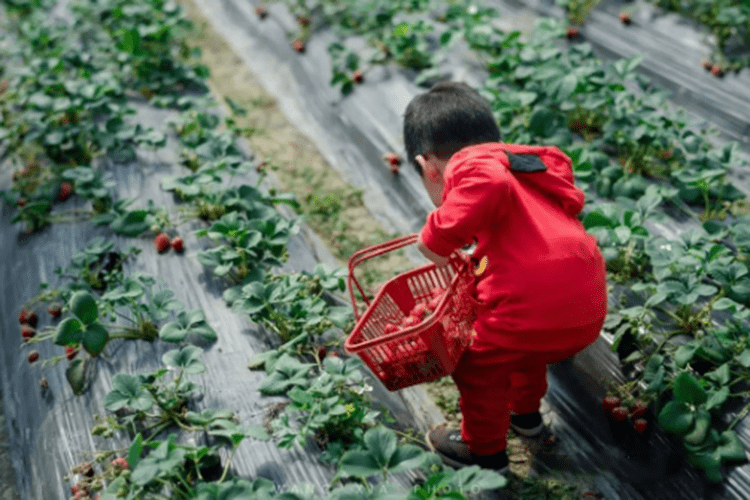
[451,465,508,492]
[54,317,83,346]
[687,451,723,483]
[683,408,711,445]
[363,426,397,468]
[128,433,143,471]
[705,386,730,411]
[82,322,109,357]
[162,345,206,374]
[673,370,707,405]
[338,450,382,478]
[185,409,235,427]
[70,291,98,324]
[66,359,87,395]
[387,444,428,474]
[658,401,695,435]
[717,430,747,463]
[103,373,154,412]
[108,209,152,237]
[159,309,217,343]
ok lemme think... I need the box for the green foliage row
[259,0,750,482]
[1,0,510,498]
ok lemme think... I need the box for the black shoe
[510,412,545,437]
[425,426,509,473]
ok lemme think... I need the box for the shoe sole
[425,431,510,475]
[510,422,545,438]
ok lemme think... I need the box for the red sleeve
[419,159,509,257]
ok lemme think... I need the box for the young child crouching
[404,81,608,472]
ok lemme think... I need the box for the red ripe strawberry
[353,70,364,84]
[111,457,129,469]
[401,316,420,328]
[411,303,428,319]
[384,323,399,334]
[711,64,724,77]
[18,308,30,323]
[21,325,36,340]
[619,12,631,25]
[702,60,713,70]
[18,307,38,327]
[386,152,401,167]
[633,418,648,435]
[566,26,579,39]
[611,406,629,421]
[602,396,621,415]
[255,4,268,18]
[65,346,78,361]
[171,237,184,253]
[427,296,441,311]
[71,484,80,495]
[28,350,39,363]
[154,233,170,253]
[629,400,648,419]
[292,39,305,53]
[47,303,62,317]
[16,198,26,207]
[59,182,73,201]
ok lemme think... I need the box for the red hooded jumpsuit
[419,142,608,455]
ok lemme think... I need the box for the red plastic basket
[345,234,477,391]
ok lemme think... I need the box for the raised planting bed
[179,0,750,497]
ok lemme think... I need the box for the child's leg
[505,321,604,415]
[451,347,514,455]
[507,347,580,415]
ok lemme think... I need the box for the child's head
[403,81,500,176]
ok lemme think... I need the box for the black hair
[403,81,501,176]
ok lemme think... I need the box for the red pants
[451,322,602,455]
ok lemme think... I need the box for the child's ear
[416,154,440,182]
[415,154,429,176]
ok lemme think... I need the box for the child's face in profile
[416,154,446,207]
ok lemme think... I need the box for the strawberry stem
[728,400,750,430]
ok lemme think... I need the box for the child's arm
[417,236,450,266]
[419,160,507,259]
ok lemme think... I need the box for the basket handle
[347,233,419,321]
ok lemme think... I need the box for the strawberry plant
[73,347,270,499]
[582,187,666,282]
[73,0,210,103]
[18,237,218,393]
[331,425,507,496]
[657,371,747,481]
[646,0,750,72]
[268,355,380,459]
[223,265,353,342]
[195,209,299,283]
[555,0,602,25]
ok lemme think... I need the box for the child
[403,81,608,472]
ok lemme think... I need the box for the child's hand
[417,237,449,266]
